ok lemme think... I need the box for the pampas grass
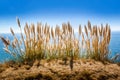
[0,19,112,63]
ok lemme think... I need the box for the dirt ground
[0,59,120,80]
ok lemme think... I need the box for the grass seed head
[10,27,15,36]
[3,48,11,54]
[16,17,21,28]
[0,37,10,46]
[79,25,82,36]
[88,20,92,31]
[84,25,88,37]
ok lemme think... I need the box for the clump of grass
[0,18,113,63]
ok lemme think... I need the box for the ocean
[0,32,120,62]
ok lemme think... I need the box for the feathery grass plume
[46,35,50,43]
[42,24,45,35]
[13,37,18,45]
[107,26,111,44]
[47,25,50,35]
[37,23,40,38]
[17,17,21,28]
[103,26,107,38]
[44,23,47,35]
[68,22,72,34]
[82,32,85,42]
[84,25,88,37]
[88,21,91,31]
[17,18,26,52]
[95,36,99,58]
[12,41,16,48]
[24,26,28,40]
[101,23,103,29]
[92,26,95,36]
[99,26,102,37]
[45,24,50,36]
[51,27,55,39]
[37,22,41,33]
[25,23,31,42]
[86,39,90,51]
[30,24,33,34]
[3,48,11,54]
[72,29,75,40]
[6,37,10,46]
[31,24,35,36]
[25,23,29,33]
[14,36,24,57]
[38,23,42,37]
[62,23,66,34]
[100,24,103,36]
[79,25,82,36]
[4,47,16,57]
[30,24,36,55]
[55,25,60,37]
[24,23,29,37]
[55,26,57,37]
[70,27,73,35]
[106,23,109,32]
[10,27,15,36]
[81,32,85,51]
[0,37,10,46]
[95,26,98,37]
[98,27,100,36]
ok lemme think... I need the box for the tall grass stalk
[0,19,112,62]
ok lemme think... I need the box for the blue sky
[0,0,120,33]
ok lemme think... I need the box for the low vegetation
[0,18,112,63]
